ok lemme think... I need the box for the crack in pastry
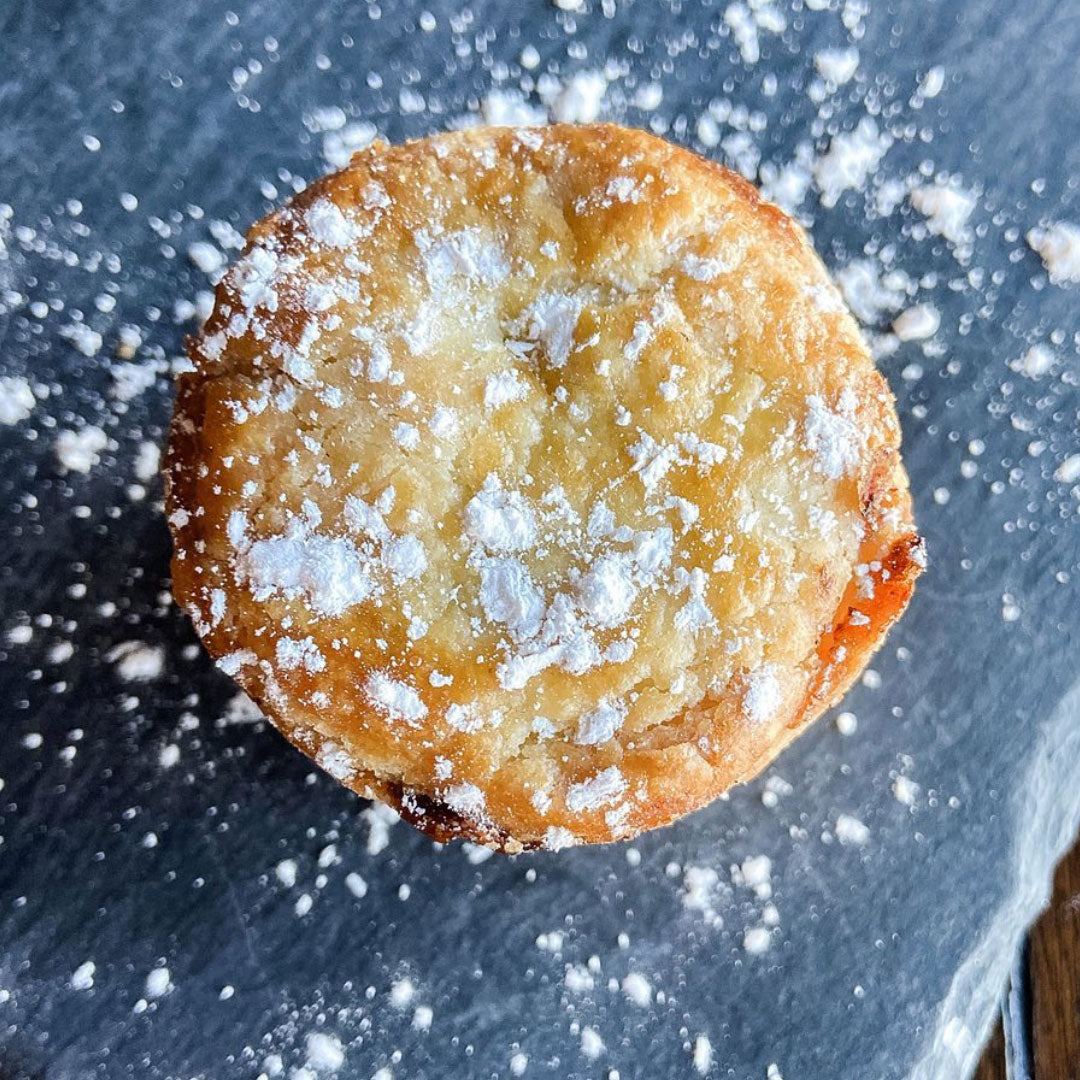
[165,124,923,851]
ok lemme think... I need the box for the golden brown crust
[165,124,922,850]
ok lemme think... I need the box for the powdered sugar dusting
[804,391,862,480]
[566,767,627,813]
[365,672,427,724]
[742,665,782,724]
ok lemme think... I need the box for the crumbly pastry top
[165,124,923,851]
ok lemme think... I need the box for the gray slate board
[0,1,1079,1078]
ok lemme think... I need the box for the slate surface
[0,2,1079,1078]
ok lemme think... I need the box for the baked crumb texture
[165,124,923,851]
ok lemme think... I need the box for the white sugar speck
[693,1034,713,1075]
[158,744,180,769]
[814,47,859,85]
[835,813,871,846]
[187,241,226,275]
[835,711,858,736]
[304,1031,345,1073]
[108,641,165,682]
[566,767,627,813]
[464,476,537,553]
[1027,222,1080,284]
[70,961,96,991]
[535,929,565,952]
[144,967,171,999]
[1013,344,1054,378]
[550,70,607,124]
[275,858,298,888]
[743,925,772,954]
[579,1026,605,1060]
[813,119,891,208]
[484,370,529,410]
[919,66,946,98]
[893,304,941,341]
[365,672,427,724]
[621,971,652,1007]
[0,377,35,426]
[344,871,368,898]
[56,426,108,473]
[390,976,416,1009]
[1054,454,1080,485]
[743,665,782,723]
[910,183,977,247]
[892,775,920,806]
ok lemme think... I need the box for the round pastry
[165,124,923,851]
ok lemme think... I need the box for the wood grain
[1031,836,1080,1079]
[974,1017,1007,1080]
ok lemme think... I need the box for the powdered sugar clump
[724,1,786,66]
[574,698,627,746]
[814,47,860,86]
[107,641,165,682]
[575,554,638,629]
[1026,221,1080,283]
[237,527,375,619]
[621,971,652,1007]
[834,260,908,325]
[144,967,171,1000]
[321,121,377,169]
[1054,454,1080,485]
[480,89,547,127]
[464,476,538,552]
[59,322,103,357]
[548,70,607,123]
[804,390,862,480]
[365,672,427,724]
[0,376,34,425]
[419,228,509,289]
[742,665,782,723]
[304,1031,346,1073]
[1012,343,1054,378]
[478,558,545,640]
[304,198,359,249]
[910,182,978,248]
[484,370,529,410]
[813,119,892,208]
[893,303,941,342]
[514,290,584,369]
[275,636,327,674]
[566,766,627,813]
[693,1034,713,1076]
[835,813,871,846]
[56,426,108,474]
[443,782,487,820]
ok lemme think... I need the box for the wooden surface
[1031,831,1080,1079]
[974,1019,1006,1080]
[976,834,1080,1078]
